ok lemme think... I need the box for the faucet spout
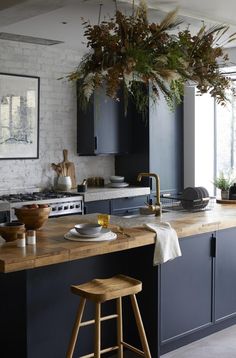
[137,172,161,216]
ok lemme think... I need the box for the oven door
[0,211,10,223]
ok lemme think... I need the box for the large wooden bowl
[0,222,25,242]
[14,207,51,230]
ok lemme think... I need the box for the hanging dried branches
[66,1,236,113]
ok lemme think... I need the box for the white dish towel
[144,222,182,265]
[0,236,5,244]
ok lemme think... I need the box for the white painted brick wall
[0,41,114,193]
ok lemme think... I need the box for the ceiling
[0,0,236,51]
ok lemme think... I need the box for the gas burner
[0,191,81,202]
[38,191,80,199]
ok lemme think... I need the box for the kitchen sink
[120,205,185,218]
[120,209,172,219]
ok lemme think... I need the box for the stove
[0,191,84,221]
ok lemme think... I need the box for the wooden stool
[66,274,151,358]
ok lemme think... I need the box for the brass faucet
[137,172,161,216]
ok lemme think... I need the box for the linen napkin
[144,222,182,265]
[0,235,6,244]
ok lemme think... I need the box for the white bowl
[74,223,102,236]
[110,176,125,183]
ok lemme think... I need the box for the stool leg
[94,302,101,358]
[130,294,152,358]
[66,297,86,358]
[116,297,124,358]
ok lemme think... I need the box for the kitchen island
[1,204,236,357]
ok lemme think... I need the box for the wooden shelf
[216,199,236,204]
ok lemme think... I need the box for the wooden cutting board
[60,149,77,189]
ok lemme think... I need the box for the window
[215,84,236,175]
[184,79,236,196]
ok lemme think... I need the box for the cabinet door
[94,87,127,154]
[149,93,183,195]
[77,90,95,155]
[160,233,213,344]
[77,84,129,155]
[84,200,110,214]
[215,228,236,321]
[115,89,183,193]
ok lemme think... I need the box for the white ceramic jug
[57,176,72,191]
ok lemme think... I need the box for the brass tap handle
[137,172,161,207]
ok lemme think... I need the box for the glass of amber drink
[97,214,110,228]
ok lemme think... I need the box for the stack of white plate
[64,227,117,242]
[108,176,129,188]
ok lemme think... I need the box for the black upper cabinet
[115,88,183,195]
[77,83,130,155]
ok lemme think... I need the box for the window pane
[216,87,235,174]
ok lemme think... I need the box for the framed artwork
[0,73,39,159]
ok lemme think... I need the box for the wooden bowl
[0,222,25,242]
[14,207,51,230]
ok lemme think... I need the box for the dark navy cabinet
[77,84,130,155]
[111,195,149,216]
[84,200,110,214]
[215,228,236,322]
[160,233,213,349]
[160,227,236,355]
[115,90,183,195]
[83,195,149,215]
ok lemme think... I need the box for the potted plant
[213,172,235,199]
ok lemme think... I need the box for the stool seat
[67,274,151,358]
[71,274,142,302]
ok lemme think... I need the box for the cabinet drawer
[84,200,110,214]
[111,195,148,213]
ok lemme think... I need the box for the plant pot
[57,176,72,191]
[221,190,229,200]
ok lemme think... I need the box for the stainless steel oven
[0,201,10,223]
[0,192,83,222]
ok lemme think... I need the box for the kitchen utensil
[74,223,102,236]
[77,179,87,192]
[51,163,62,176]
[77,184,87,192]
[60,149,77,189]
[113,227,132,238]
[0,222,25,242]
[15,207,51,230]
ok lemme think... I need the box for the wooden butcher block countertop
[0,203,236,273]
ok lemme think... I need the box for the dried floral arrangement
[66,0,235,113]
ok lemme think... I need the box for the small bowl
[109,176,125,183]
[0,222,25,242]
[74,223,102,236]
